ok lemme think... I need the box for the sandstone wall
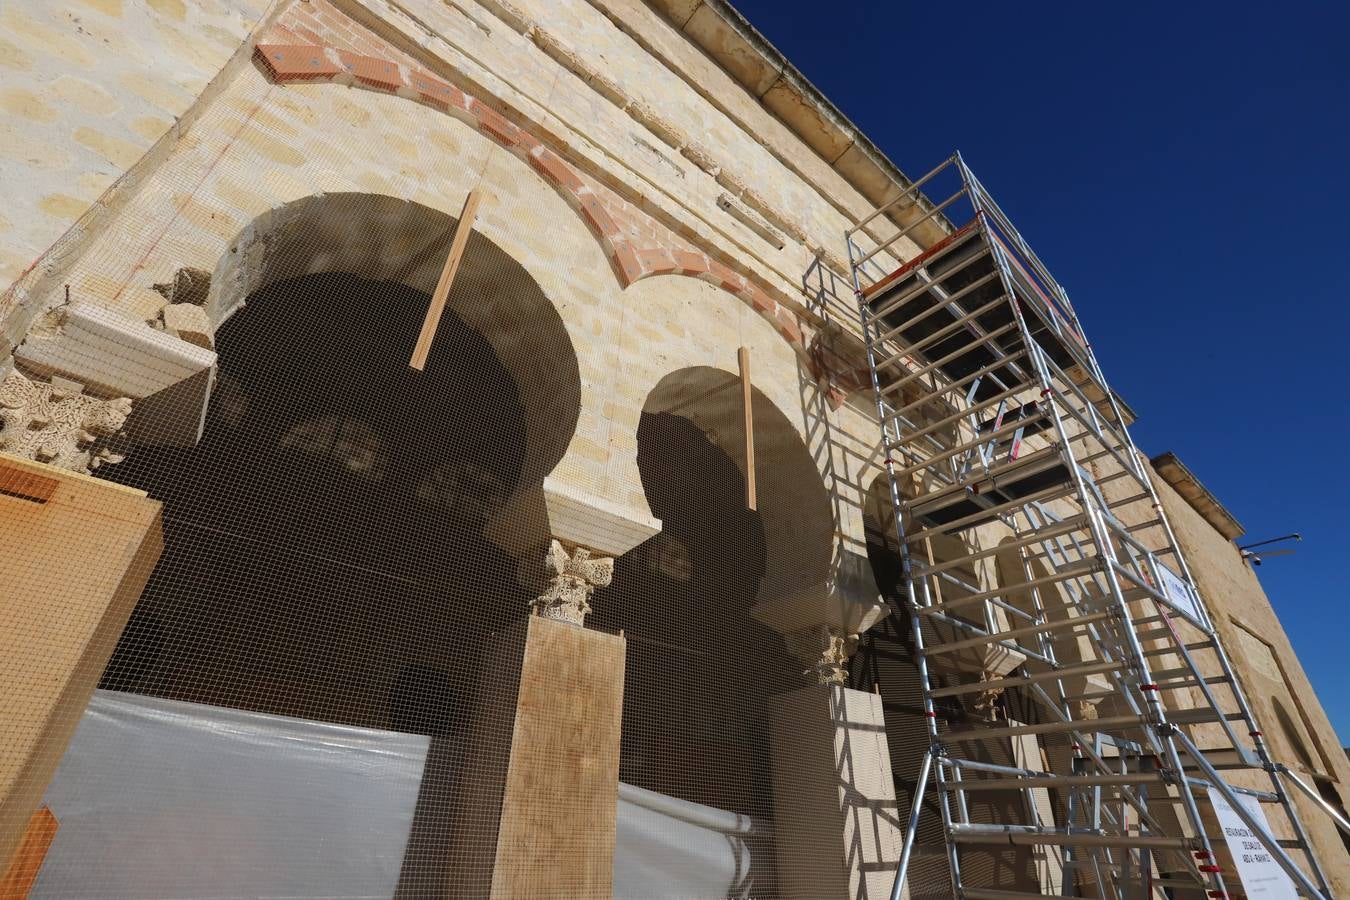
[1151,469,1350,893]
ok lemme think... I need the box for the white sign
[1157,563,1206,628]
[1207,787,1299,900]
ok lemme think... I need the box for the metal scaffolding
[846,153,1341,898]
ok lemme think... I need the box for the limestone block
[769,685,902,899]
[682,4,783,97]
[160,303,214,350]
[14,304,216,446]
[542,474,661,557]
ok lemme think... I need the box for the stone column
[752,549,904,899]
[452,478,658,898]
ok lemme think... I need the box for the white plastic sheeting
[614,782,759,899]
[33,690,430,899]
[34,690,762,899]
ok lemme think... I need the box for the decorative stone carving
[969,672,1008,722]
[810,627,859,686]
[530,540,614,626]
[15,303,216,447]
[0,369,131,473]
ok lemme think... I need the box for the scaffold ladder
[845,153,1342,899]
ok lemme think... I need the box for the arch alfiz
[250,40,808,359]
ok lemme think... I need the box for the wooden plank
[410,190,482,371]
[0,806,58,898]
[0,454,163,867]
[0,462,58,504]
[489,617,625,898]
[738,346,756,510]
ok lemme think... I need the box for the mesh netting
[0,40,908,898]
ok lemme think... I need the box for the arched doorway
[595,365,833,896]
[78,194,581,895]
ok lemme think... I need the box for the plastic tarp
[614,782,759,899]
[33,690,430,899]
[34,690,762,899]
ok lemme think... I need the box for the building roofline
[1151,452,1246,542]
[650,1,933,229]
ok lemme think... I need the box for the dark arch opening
[591,366,834,895]
[92,223,582,892]
[101,271,549,725]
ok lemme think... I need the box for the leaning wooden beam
[738,346,756,510]
[410,189,482,371]
[0,806,58,897]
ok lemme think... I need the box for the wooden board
[0,806,58,898]
[0,454,163,869]
[738,346,756,510]
[490,617,625,898]
[410,190,482,371]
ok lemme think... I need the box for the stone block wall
[3,0,1347,895]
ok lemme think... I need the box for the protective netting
[0,40,907,898]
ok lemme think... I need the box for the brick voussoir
[253,44,342,81]
[251,27,810,363]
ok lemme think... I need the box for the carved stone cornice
[0,370,131,473]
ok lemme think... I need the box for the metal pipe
[851,154,956,236]
[856,188,967,266]
[889,748,934,900]
[1173,729,1329,898]
[1280,766,1350,836]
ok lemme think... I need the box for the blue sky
[729,0,1350,743]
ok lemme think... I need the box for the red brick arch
[252,41,804,354]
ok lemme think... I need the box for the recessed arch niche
[591,365,834,892]
[93,193,583,890]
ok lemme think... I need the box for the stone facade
[1,0,1347,895]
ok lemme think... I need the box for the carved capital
[0,370,131,473]
[529,539,614,626]
[969,672,1007,721]
[784,624,859,686]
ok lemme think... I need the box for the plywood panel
[0,454,163,869]
[490,617,625,898]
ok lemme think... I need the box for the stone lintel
[542,475,660,558]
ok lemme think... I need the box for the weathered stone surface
[0,369,130,472]
[160,302,213,349]
[152,266,212,306]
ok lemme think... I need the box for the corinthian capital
[0,370,131,473]
[530,540,614,626]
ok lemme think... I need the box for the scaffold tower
[846,153,1345,899]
